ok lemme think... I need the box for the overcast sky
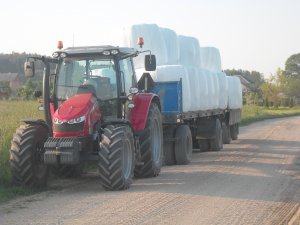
[1,0,299,77]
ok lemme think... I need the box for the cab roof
[54,46,139,58]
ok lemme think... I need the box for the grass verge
[241,105,300,126]
[0,100,43,203]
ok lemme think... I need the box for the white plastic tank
[204,70,215,110]
[123,24,168,69]
[160,27,179,65]
[196,68,209,110]
[217,72,228,109]
[200,47,222,72]
[178,35,201,67]
[227,76,243,109]
[185,67,201,111]
[211,72,220,109]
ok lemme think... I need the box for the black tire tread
[134,103,163,178]
[174,125,192,165]
[209,119,223,151]
[98,125,134,190]
[10,124,48,187]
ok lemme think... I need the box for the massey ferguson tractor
[10,40,163,190]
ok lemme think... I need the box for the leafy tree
[285,53,300,77]
[0,81,12,99]
[16,79,40,100]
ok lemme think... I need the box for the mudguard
[130,93,160,132]
[21,119,50,132]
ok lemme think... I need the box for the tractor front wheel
[10,124,49,187]
[98,125,135,190]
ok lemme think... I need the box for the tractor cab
[54,46,140,119]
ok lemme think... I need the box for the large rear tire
[163,126,176,166]
[10,124,49,187]
[209,118,223,151]
[98,125,135,190]
[134,103,163,178]
[174,125,192,165]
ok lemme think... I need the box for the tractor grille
[53,122,84,133]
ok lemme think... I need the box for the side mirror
[145,54,156,71]
[24,61,35,78]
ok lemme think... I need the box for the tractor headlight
[53,118,63,124]
[67,116,85,124]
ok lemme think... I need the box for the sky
[1,0,300,78]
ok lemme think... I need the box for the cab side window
[119,58,135,95]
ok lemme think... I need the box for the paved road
[1,116,300,225]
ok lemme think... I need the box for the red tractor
[10,41,163,190]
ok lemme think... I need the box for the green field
[0,101,43,201]
[1,100,300,202]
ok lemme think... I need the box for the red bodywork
[52,93,101,137]
[130,93,160,131]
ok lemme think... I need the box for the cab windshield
[56,58,117,100]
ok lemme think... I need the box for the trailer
[138,74,241,166]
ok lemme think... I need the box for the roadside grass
[1,101,300,203]
[0,100,43,201]
[241,105,300,126]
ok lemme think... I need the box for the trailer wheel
[209,118,223,151]
[163,126,176,165]
[230,124,239,140]
[99,125,135,190]
[174,125,192,165]
[51,165,82,178]
[134,103,163,178]
[10,124,49,187]
[222,122,231,144]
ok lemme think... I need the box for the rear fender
[130,93,160,132]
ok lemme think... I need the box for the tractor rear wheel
[209,118,223,151]
[10,124,49,187]
[134,103,163,178]
[98,125,135,190]
[174,125,192,165]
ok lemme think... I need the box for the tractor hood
[55,93,95,120]
[52,93,101,137]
